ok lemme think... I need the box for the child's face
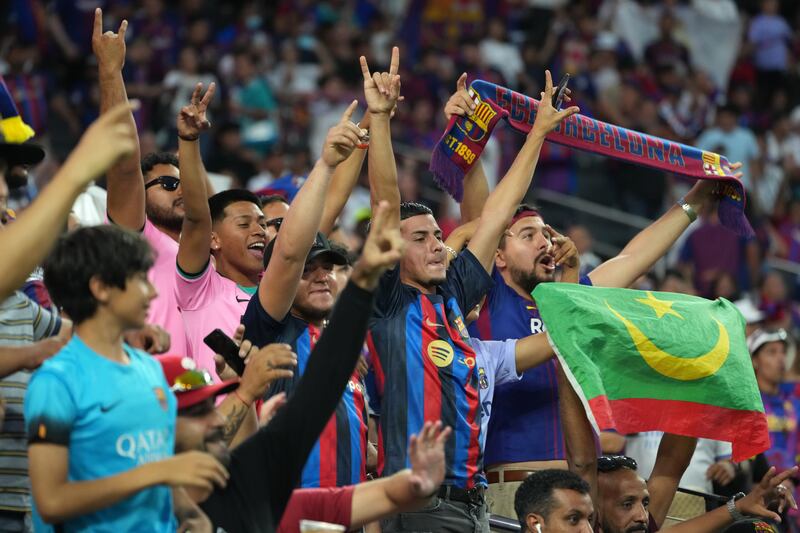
[106,272,158,330]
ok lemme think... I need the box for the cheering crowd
[4,1,800,533]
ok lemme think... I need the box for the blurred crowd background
[5,0,800,345]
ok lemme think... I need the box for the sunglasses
[145,176,181,191]
[597,455,638,473]
[171,368,214,393]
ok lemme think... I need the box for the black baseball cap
[0,141,45,168]
[263,231,349,269]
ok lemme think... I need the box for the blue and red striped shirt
[469,268,591,465]
[242,297,368,488]
[368,250,493,489]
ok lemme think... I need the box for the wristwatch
[726,492,746,522]
[677,196,698,223]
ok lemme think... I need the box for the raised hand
[531,70,580,139]
[360,46,401,115]
[238,343,298,404]
[177,82,216,141]
[92,8,127,76]
[546,225,579,269]
[444,73,476,120]
[736,466,799,522]
[408,421,452,498]
[61,100,140,184]
[214,324,253,381]
[351,200,405,289]
[321,99,367,168]
[258,392,287,427]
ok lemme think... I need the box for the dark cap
[263,231,348,269]
[0,141,45,168]
[156,355,239,411]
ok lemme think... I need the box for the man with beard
[364,46,579,531]
[176,98,362,381]
[94,10,192,357]
[239,97,368,490]
[165,199,410,533]
[93,10,362,364]
[442,78,746,517]
[512,464,795,533]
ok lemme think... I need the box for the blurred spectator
[748,0,793,106]
[566,224,601,277]
[696,107,759,189]
[643,10,691,73]
[479,18,524,87]
[229,51,279,151]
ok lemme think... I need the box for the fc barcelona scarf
[429,80,753,237]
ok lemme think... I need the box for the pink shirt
[175,260,254,380]
[140,220,188,357]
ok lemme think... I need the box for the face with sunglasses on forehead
[143,159,184,235]
[597,456,651,533]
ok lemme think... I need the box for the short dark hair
[208,189,263,223]
[141,152,179,176]
[400,201,433,221]
[260,194,289,207]
[43,226,154,324]
[515,469,591,530]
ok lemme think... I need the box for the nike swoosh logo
[100,400,122,413]
[424,317,446,329]
[236,296,251,303]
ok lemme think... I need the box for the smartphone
[203,329,246,376]
[552,73,571,111]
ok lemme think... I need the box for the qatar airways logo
[116,428,171,465]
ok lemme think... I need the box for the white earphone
[535,524,543,533]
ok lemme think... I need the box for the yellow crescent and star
[605,291,730,381]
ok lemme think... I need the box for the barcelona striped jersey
[469,268,591,465]
[368,250,493,489]
[242,297,368,488]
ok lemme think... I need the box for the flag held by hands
[533,283,768,462]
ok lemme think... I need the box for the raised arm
[319,111,372,235]
[443,73,489,223]
[588,167,741,289]
[0,102,137,301]
[92,8,145,230]
[350,421,450,527]
[647,433,697,528]
[176,83,215,275]
[667,466,798,533]
[259,101,363,320]
[467,70,579,272]
[206,202,405,529]
[362,47,402,228]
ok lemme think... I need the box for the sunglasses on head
[171,368,214,393]
[597,455,638,473]
[145,176,181,191]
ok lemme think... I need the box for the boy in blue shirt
[24,225,228,531]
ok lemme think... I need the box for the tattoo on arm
[222,403,250,445]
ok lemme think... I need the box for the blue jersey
[762,387,800,472]
[242,298,368,488]
[468,269,591,465]
[24,336,177,532]
[368,250,493,489]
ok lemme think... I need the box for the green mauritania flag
[532,283,768,461]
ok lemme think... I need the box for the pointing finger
[389,46,400,76]
[342,99,358,122]
[456,72,467,92]
[200,82,216,107]
[119,19,128,39]
[93,8,103,38]
[543,70,553,99]
[359,56,371,81]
